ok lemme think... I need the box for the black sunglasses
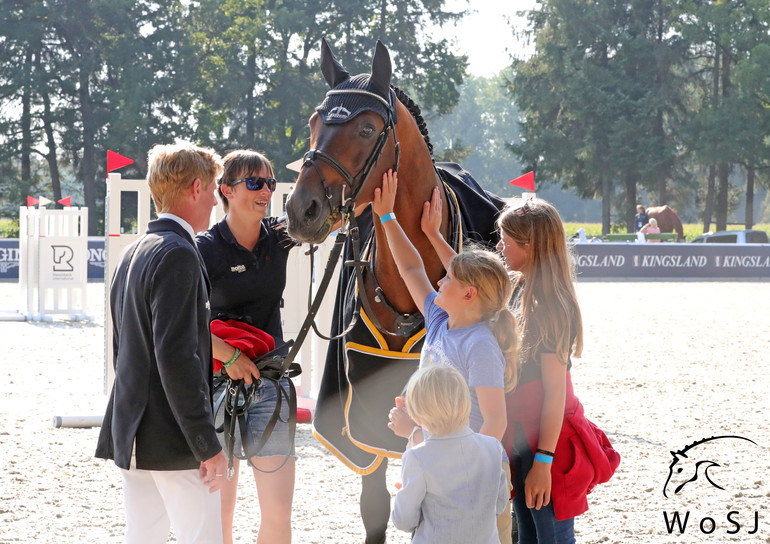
[229,177,277,192]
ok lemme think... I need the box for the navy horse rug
[312,162,505,474]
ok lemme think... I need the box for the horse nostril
[304,199,319,223]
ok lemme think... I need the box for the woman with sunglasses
[196,149,298,544]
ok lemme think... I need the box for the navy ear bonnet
[316,75,398,126]
[316,38,398,126]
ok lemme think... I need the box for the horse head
[286,38,401,243]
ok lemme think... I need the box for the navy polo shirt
[196,216,298,343]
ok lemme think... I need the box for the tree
[186,0,468,181]
[1,0,470,230]
[509,0,622,233]
[510,0,692,233]
[430,71,523,195]
[676,0,770,231]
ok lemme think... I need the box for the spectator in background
[640,217,661,242]
[634,205,649,232]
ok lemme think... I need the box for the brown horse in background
[647,205,684,241]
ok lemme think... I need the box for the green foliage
[0,0,469,233]
[510,0,692,233]
[0,219,20,238]
[681,223,770,242]
[563,222,603,239]
[2,0,770,235]
[430,71,523,196]
[185,0,469,182]
[566,222,770,242]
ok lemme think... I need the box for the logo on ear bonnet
[326,106,352,121]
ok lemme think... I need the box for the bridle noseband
[302,88,401,214]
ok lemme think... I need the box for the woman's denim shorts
[214,377,296,458]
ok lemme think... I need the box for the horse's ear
[320,37,350,89]
[370,40,392,98]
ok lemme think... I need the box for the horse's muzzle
[285,192,338,244]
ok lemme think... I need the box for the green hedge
[563,222,770,242]
[0,219,19,238]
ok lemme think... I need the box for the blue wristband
[534,453,554,464]
[380,212,396,224]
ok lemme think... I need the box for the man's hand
[199,451,228,493]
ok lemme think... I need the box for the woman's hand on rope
[372,169,397,218]
[224,352,260,385]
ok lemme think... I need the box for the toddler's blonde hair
[405,365,470,437]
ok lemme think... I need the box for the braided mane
[392,85,433,157]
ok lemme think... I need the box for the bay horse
[285,38,503,543]
[646,205,684,241]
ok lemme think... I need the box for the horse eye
[676,468,682,473]
[360,125,375,138]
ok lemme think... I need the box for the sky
[437,0,538,76]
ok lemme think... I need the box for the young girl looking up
[391,365,509,544]
[496,197,620,544]
[373,170,518,441]
[373,170,519,544]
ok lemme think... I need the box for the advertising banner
[2,239,768,281]
[0,238,105,281]
[574,243,770,280]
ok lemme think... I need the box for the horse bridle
[302,88,401,212]
[299,88,427,339]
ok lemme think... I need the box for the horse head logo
[663,435,757,497]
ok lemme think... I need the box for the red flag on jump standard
[107,150,134,173]
[27,196,39,207]
[509,171,535,192]
[58,196,72,207]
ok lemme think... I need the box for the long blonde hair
[450,247,520,392]
[497,198,583,365]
